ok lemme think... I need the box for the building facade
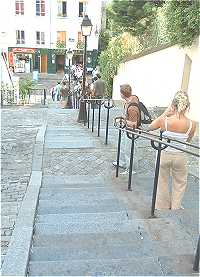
[0,0,102,74]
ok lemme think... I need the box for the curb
[2,122,47,276]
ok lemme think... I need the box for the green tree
[99,33,141,96]
[164,0,200,47]
[19,77,36,104]
[108,0,159,38]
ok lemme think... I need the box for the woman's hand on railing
[114,116,126,128]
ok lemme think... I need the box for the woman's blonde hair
[172,90,190,114]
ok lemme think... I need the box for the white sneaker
[120,169,137,175]
[112,161,126,169]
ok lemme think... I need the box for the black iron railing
[114,117,199,272]
[1,89,16,106]
[81,98,115,144]
[28,88,47,105]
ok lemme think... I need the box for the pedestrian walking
[54,82,62,101]
[147,90,196,210]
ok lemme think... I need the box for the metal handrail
[81,97,115,144]
[114,119,199,272]
[114,125,199,158]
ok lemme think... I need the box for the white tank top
[163,117,192,152]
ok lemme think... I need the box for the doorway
[56,55,65,73]
[41,55,47,73]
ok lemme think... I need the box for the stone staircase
[26,108,198,276]
[28,174,198,276]
[28,175,162,276]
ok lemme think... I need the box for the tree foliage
[98,0,200,97]
[99,33,141,96]
[19,77,36,103]
[165,0,200,47]
[107,0,159,38]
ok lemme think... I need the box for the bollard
[150,131,168,217]
[193,236,199,272]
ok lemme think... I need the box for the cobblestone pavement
[1,106,47,263]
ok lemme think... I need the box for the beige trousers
[155,151,187,210]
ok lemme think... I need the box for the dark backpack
[126,95,152,127]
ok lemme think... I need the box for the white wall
[183,40,200,121]
[113,44,200,122]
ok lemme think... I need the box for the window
[57,1,67,17]
[78,31,84,43]
[36,31,45,45]
[57,31,66,45]
[16,30,25,44]
[79,1,87,17]
[36,0,45,16]
[15,0,24,15]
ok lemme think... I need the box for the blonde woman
[147,91,196,210]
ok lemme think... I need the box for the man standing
[113,84,140,174]
[92,73,105,99]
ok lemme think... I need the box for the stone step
[37,199,125,215]
[44,141,99,149]
[30,238,194,262]
[36,211,128,225]
[33,231,144,248]
[46,127,88,132]
[42,175,106,187]
[28,257,163,276]
[35,216,195,242]
[35,220,139,235]
[39,190,115,201]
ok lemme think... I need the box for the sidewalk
[2,105,199,276]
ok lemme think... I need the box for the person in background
[92,74,105,99]
[147,90,196,210]
[113,84,140,174]
[55,82,61,101]
[92,67,98,82]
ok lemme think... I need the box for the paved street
[1,103,199,275]
[1,106,48,263]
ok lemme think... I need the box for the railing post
[150,131,165,218]
[105,99,110,145]
[83,99,87,126]
[1,90,3,107]
[43,89,46,105]
[193,236,199,272]
[116,120,123,178]
[87,101,90,129]
[128,133,135,191]
[91,100,95,132]
[97,100,102,137]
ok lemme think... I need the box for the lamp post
[77,15,93,123]
[67,49,73,108]
[67,49,73,93]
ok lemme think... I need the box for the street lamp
[67,49,73,108]
[77,15,93,123]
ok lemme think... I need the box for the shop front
[8,47,36,73]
